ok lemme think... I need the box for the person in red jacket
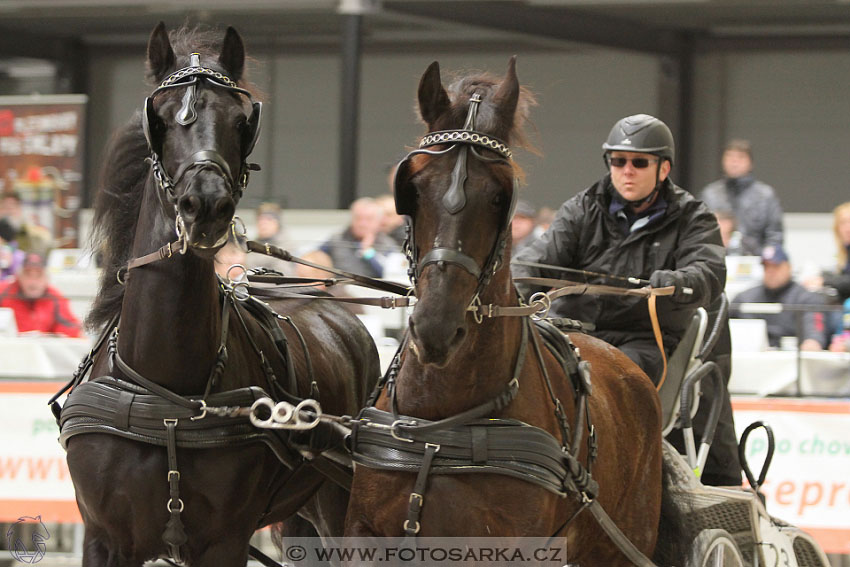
[0,252,82,338]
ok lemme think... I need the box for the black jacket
[513,175,726,343]
[731,281,829,348]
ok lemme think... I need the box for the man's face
[836,209,850,246]
[721,149,752,179]
[351,202,381,241]
[511,215,535,241]
[762,261,791,290]
[17,266,48,299]
[608,151,669,204]
[0,197,21,221]
[256,215,280,240]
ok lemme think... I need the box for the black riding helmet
[602,114,674,206]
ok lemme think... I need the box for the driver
[513,114,741,486]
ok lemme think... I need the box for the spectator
[375,193,407,248]
[713,209,758,257]
[731,245,828,351]
[0,251,82,337]
[320,197,395,279]
[510,200,537,259]
[534,206,555,238]
[244,202,294,274]
[700,139,783,255]
[803,201,850,341]
[0,190,53,255]
[0,217,25,280]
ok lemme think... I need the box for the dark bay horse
[60,23,379,566]
[344,59,662,565]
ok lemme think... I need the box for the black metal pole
[338,12,362,209]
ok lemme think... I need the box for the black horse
[59,23,379,566]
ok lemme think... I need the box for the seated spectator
[0,252,82,337]
[534,206,555,238]
[0,190,54,254]
[731,245,827,351]
[375,193,407,248]
[510,200,537,259]
[713,209,758,256]
[0,217,25,280]
[803,201,850,316]
[700,139,783,255]
[320,197,395,279]
[244,202,294,274]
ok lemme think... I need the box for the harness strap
[246,284,415,310]
[404,443,440,536]
[587,500,660,567]
[127,238,185,271]
[111,340,202,413]
[246,240,410,296]
[162,418,188,563]
[648,294,668,390]
[391,321,527,437]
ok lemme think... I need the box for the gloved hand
[650,269,690,301]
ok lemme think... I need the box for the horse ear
[493,56,520,130]
[219,27,245,82]
[418,61,451,127]
[147,22,175,83]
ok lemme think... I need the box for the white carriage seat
[658,307,708,436]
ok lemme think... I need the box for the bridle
[394,92,518,319]
[142,53,262,250]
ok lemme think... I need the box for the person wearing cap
[510,199,538,259]
[731,245,828,351]
[700,139,784,255]
[513,114,740,486]
[0,252,82,338]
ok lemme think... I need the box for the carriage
[49,22,832,567]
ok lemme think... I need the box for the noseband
[394,92,518,318]
[143,53,262,246]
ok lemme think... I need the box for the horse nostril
[215,196,235,220]
[407,318,417,340]
[453,326,466,345]
[179,195,201,219]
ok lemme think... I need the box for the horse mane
[86,24,257,331]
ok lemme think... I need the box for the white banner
[733,397,850,553]
[0,382,78,522]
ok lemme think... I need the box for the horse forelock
[144,24,261,97]
[444,71,536,149]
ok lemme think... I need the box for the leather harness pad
[350,406,581,497]
[59,376,300,469]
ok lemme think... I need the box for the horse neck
[398,265,523,419]
[116,182,221,395]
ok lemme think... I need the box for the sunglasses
[607,156,659,169]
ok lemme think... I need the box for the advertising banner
[733,397,850,553]
[0,381,79,523]
[0,95,87,249]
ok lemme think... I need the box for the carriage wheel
[685,529,745,567]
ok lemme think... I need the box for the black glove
[650,269,690,301]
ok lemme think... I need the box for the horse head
[397,58,527,367]
[143,22,261,255]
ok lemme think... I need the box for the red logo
[0,109,14,136]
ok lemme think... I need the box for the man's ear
[659,159,672,182]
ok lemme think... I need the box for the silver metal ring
[529,292,552,320]
[249,398,276,428]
